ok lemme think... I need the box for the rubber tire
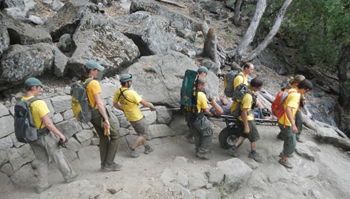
[218,126,241,149]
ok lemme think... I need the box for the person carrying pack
[81,60,122,172]
[113,73,156,158]
[277,79,313,169]
[275,75,306,142]
[18,77,79,194]
[71,78,95,123]
[180,75,213,160]
[224,70,243,97]
[228,77,264,162]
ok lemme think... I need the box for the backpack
[224,70,243,97]
[230,85,256,118]
[180,69,201,123]
[71,79,94,123]
[14,97,42,143]
[271,90,296,119]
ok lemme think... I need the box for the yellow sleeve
[113,89,120,103]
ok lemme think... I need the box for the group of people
[21,60,156,194]
[185,62,313,170]
[21,60,312,194]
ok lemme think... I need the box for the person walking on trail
[278,79,313,169]
[22,78,79,194]
[113,74,156,158]
[185,66,209,143]
[187,77,214,160]
[228,77,264,162]
[277,75,306,142]
[81,60,122,172]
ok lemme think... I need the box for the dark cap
[24,77,45,88]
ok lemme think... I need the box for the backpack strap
[117,88,135,104]
[83,78,96,109]
[26,97,43,130]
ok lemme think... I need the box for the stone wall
[0,81,180,187]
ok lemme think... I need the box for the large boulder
[0,14,10,55]
[124,51,197,107]
[0,43,54,91]
[66,14,140,77]
[44,0,104,41]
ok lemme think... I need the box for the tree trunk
[336,42,350,82]
[235,0,267,64]
[203,28,221,74]
[242,0,293,62]
[233,0,244,26]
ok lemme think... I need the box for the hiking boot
[277,133,284,140]
[196,151,213,160]
[296,136,305,143]
[228,148,239,157]
[278,159,293,169]
[127,147,139,158]
[104,163,122,171]
[279,152,294,158]
[248,152,263,162]
[144,145,154,154]
[36,184,52,194]
[65,171,80,183]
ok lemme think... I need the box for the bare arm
[212,97,224,116]
[241,108,249,127]
[94,93,110,129]
[139,99,155,109]
[41,114,66,142]
[286,106,297,134]
[113,102,123,111]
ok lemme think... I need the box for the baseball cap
[120,74,136,83]
[85,60,105,71]
[24,77,45,88]
[198,66,209,74]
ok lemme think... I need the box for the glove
[58,138,67,148]
[244,126,250,134]
[103,122,110,136]
[150,107,156,111]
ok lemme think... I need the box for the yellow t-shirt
[233,72,248,90]
[113,88,143,122]
[238,90,254,121]
[84,79,101,109]
[21,96,49,129]
[278,88,300,126]
[196,91,208,113]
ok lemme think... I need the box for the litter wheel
[218,126,240,149]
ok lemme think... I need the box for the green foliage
[263,0,350,70]
[215,181,230,197]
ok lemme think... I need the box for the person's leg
[189,122,201,153]
[295,110,303,142]
[278,123,295,168]
[30,140,51,191]
[91,116,109,165]
[247,121,262,162]
[198,117,213,153]
[104,117,120,165]
[228,121,245,157]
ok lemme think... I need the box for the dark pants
[279,123,296,157]
[188,116,213,153]
[91,115,120,165]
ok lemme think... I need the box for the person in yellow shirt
[21,78,79,194]
[233,62,253,90]
[278,79,313,169]
[81,60,121,172]
[186,77,213,159]
[228,77,264,162]
[113,74,156,158]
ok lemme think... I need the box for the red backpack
[271,90,296,119]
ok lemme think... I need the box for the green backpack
[180,69,200,123]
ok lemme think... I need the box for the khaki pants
[30,132,74,188]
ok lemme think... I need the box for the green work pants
[189,116,213,153]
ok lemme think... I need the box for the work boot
[104,163,122,171]
[248,152,263,162]
[278,159,293,169]
[196,151,213,160]
[65,171,80,183]
[36,184,52,194]
[228,148,239,157]
[127,147,139,158]
[144,145,154,154]
[277,132,284,140]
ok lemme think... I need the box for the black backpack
[14,97,42,143]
